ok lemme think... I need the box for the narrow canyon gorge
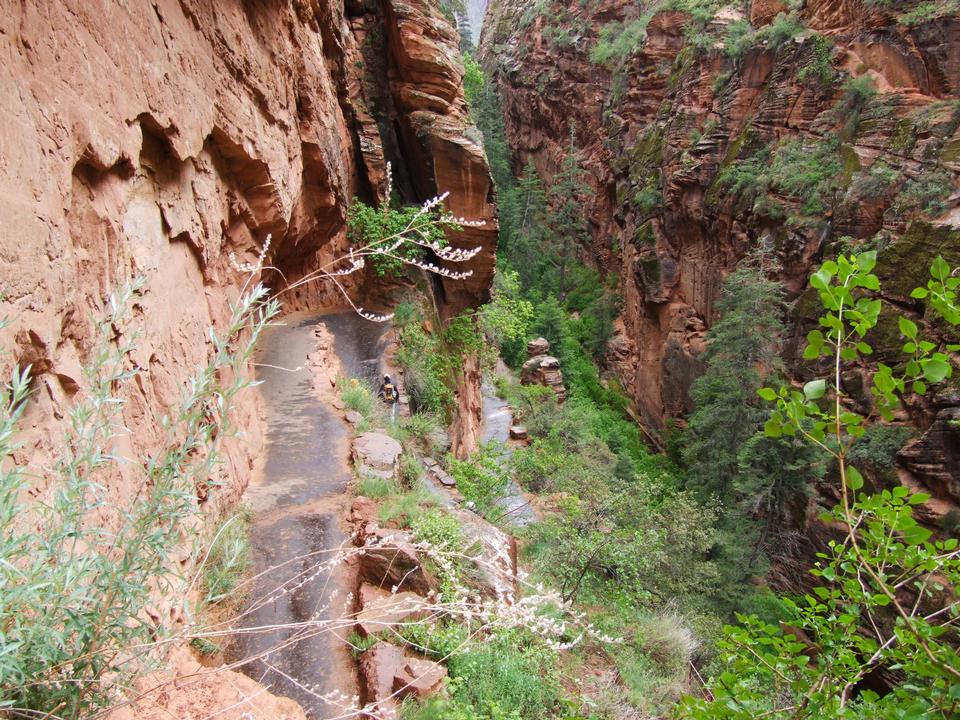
[2,0,960,718]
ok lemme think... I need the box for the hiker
[377,375,398,405]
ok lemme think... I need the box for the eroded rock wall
[0,0,495,536]
[482,0,959,432]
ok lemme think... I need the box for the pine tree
[546,125,593,298]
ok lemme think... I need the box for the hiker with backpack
[377,375,399,420]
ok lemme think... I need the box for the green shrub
[347,630,380,658]
[448,443,510,515]
[202,509,252,605]
[411,508,462,551]
[404,633,561,720]
[399,451,425,489]
[358,474,399,498]
[0,281,277,715]
[590,17,651,66]
[892,165,955,218]
[341,377,376,417]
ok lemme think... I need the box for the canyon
[3,0,960,716]
[482,0,960,526]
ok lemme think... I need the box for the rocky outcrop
[359,642,447,717]
[0,0,497,538]
[353,432,404,480]
[482,0,959,427]
[520,338,566,402]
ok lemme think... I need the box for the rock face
[482,0,959,422]
[520,338,567,402]
[482,0,960,509]
[108,647,306,720]
[0,0,497,535]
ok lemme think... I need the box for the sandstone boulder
[355,584,429,637]
[509,425,528,441]
[353,432,403,480]
[359,643,447,716]
[358,524,437,595]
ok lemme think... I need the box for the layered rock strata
[0,0,497,538]
[482,0,960,516]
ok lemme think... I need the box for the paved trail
[230,310,386,717]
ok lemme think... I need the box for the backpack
[382,383,397,402]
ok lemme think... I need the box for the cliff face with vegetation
[0,0,496,511]
[482,0,960,515]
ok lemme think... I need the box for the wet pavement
[230,310,387,717]
[480,377,536,527]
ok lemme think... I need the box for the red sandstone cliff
[0,0,496,524]
[482,0,960,516]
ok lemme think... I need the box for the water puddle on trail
[227,310,387,717]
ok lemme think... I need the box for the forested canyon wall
[0,0,496,518]
[482,0,960,518]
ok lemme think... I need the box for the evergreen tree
[682,260,786,498]
[545,125,593,298]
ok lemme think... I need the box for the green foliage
[346,199,448,277]
[845,423,912,482]
[892,165,955,218]
[718,136,843,221]
[896,0,960,25]
[405,633,562,720]
[0,281,278,716]
[399,451,426,488]
[796,33,835,86]
[347,630,380,658]
[341,377,377,417]
[684,252,960,718]
[395,306,489,419]
[358,474,399,498]
[463,53,484,108]
[411,508,463,551]
[481,267,535,367]
[201,509,252,605]
[448,442,510,516]
[590,17,651,66]
[683,260,823,611]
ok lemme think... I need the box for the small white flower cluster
[403,257,475,280]
[356,308,393,322]
[431,244,483,262]
[229,233,272,274]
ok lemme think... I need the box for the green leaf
[908,493,930,505]
[932,255,950,281]
[898,316,918,339]
[911,287,929,299]
[856,342,873,355]
[757,387,778,402]
[860,274,880,291]
[847,466,864,491]
[922,358,951,384]
[764,418,782,438]
[859,251,877,273]
[913,380,927,395]
[903,525,932,545]
[803,379,826,400]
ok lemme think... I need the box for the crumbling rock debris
[359,643,447,717]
